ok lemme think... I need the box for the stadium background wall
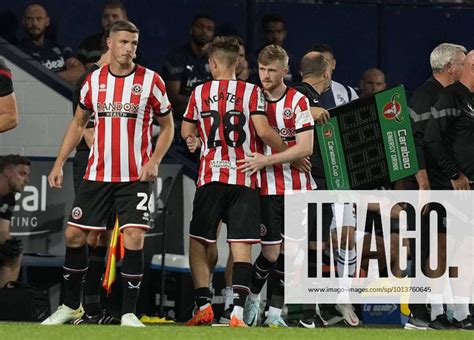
[1,0,473,95]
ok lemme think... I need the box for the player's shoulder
[331,80,355,93]
[0,192,15,207]
[287,86,310,104]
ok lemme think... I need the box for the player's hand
[237,152,269,175]
[186,133,201,153]
[310,107,330,125]
[291,157,311,173]
[48,165,64,188]
[139,161,159,182]
[451,174,471,191]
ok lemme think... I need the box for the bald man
[424,51,474,330]
[359,68,386,97]
[20,3,84,83]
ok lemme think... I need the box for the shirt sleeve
[0,194,15,222]
[349,86,359,101]
[0,58,13,97]
[295,96,314,133]
[150,73,172,117]
[424,93,461,178]
[183,88,198,123]
[249,86,267,116]
[408,91,431,170]
[79,74,93,111]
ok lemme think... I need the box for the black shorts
[68,180,152,231]
[308,202,333,243]
[72,150,90,193]
[260,195,316,244]
[190,182,260,243]
[260,195,284,245]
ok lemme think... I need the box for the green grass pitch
[0,323,468,340]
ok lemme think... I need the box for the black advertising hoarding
[10,158,184,256]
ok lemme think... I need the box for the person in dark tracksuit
[404,43,466,331]
[424,50,474,331]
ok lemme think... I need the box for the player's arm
[139,113,174,182]
[0,92,19,132]
[181,120,197,140]
[181,119,202,153]
[82,110,95,148]
[166,80,189,116]
[251,114,288,152]
[310,106,330,125]
[58,61,85,84]
[83,128,94,148]
[48,106,91,188]
[238,128,313,174]
[424,100,469,190]
[0,218,10,244]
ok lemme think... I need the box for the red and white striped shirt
[259,87,316,195]
[79,64,171,182]
[183,80,266,188]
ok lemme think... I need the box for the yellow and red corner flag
[102,216,124,295]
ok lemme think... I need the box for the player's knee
[87,230,101,247]
[65,226,87,247]
[123,228,145,249]
[262,245,280,263]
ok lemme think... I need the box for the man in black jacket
[424,50,474,331]
[405,42,466,331]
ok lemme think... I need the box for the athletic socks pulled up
[249,253,277,295]
[121,248,144,316]
[84,245,107,316]
[63,245,88,310]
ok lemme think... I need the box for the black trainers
[452,317,474,330]
[428,314,455,330]
[72,310,120,325]
[404,315,430,330]
[218,305,233,324]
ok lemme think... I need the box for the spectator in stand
[0,155,31,288]
[20,3,84,83]
[359,68,386,97]
[309,43,358,108]
[0,59,18,133]
[162,14,215,121]
[76,0,128,69]
[234,36,249,81]
[262,14,300,83]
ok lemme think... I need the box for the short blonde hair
[258,44,289,67]
[206,36,240,67]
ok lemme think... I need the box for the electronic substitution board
[316,85,418,189]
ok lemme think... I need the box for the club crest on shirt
[283,107,293,119]
[132,83,143,95]
[260,224,267,237]
[465,102,474,117]
[71,207,83,220]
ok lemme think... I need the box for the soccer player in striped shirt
[237,45,315,327]
[181,36,310,327]
[43,20,174,327]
